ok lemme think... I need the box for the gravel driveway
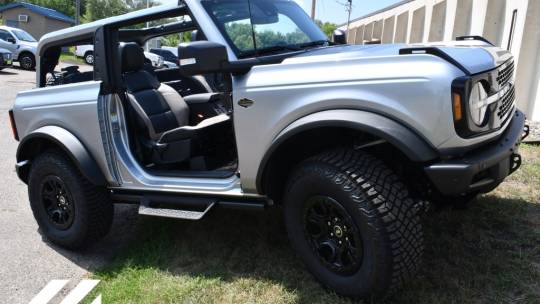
[0,65,138,303]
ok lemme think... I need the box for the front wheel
[28,150,113,249]
[19,53,35,70]
[284,149,423,299]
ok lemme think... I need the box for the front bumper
[0,55,12,68]
[425,110,528,196]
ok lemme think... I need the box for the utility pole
[346,0,352,34]
[311,0,316,20]
[75,0,80,25]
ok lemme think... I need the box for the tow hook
[509,153,522,174]
[522,124,530,141]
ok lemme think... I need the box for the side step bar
[111,191,269,220]
[139,202,216,220]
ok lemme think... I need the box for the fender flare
[16,126,106,186]
[256,109,439,192]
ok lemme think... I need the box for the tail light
[8,109,19,141]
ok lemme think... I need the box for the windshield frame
[201,0,328,59]
[11,29,37,42]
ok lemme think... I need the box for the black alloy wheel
[40,175,75,230]
[303,195,363,275]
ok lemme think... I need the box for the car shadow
[45,195,540,303]
[0,69,18,75]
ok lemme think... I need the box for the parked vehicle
[162,60,178,68]
[0,48,13,70]
[74,45,94,65]
[150,48,178,63]
[9,0,529,299]
[75,44,165,68]
[0,26,37,70]
[143,50,165,68]
[160,46,179,57]
[150,48,179,68]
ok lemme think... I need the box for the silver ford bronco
[9,0,529,299]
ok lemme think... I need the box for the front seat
[119,42,230,166]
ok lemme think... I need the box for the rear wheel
[284,149,423,299]
[28,150,113,249]
[19,53,35,70]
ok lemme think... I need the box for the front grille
[497,85,515,120]
[496,60,514,87]
[2,53,10,60]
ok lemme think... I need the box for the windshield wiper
[297,40,330,49]
[238,40,330,58]
[240,44,303,58]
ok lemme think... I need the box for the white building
[339,0,540,121]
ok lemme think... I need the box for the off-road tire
[19,53,35,70]
[284,149,423,299]
[28,150,113,249]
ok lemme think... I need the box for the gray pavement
[0,64,138,303]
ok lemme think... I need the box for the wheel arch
[17,50,34,60]
[256,109,439,200]
[16,126,106,186]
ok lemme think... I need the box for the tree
[315,20,338,39]
[82,0,127,22]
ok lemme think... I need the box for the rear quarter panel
[13,81,110,180]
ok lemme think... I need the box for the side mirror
[6,37,16,44]
[332,29,347,45]
[178,41,229,76]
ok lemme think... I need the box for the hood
[285,42,512,75]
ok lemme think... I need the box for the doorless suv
[9,0,529,299]
[0,25,37,70]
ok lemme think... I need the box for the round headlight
[469,82,488,126]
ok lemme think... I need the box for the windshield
[12,29,36,42]
[202,0,328,58]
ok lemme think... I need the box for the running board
[114,191,269,220]
[138,202,215,220]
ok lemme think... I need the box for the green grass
[86,145,540,304]
[59,49,86,65]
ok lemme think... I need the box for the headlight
[469,81,489,126]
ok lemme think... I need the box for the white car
[75,45,164,68]
[0,26,37,70]
[74,45,94,65]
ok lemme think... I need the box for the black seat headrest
[120,42,145,73]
